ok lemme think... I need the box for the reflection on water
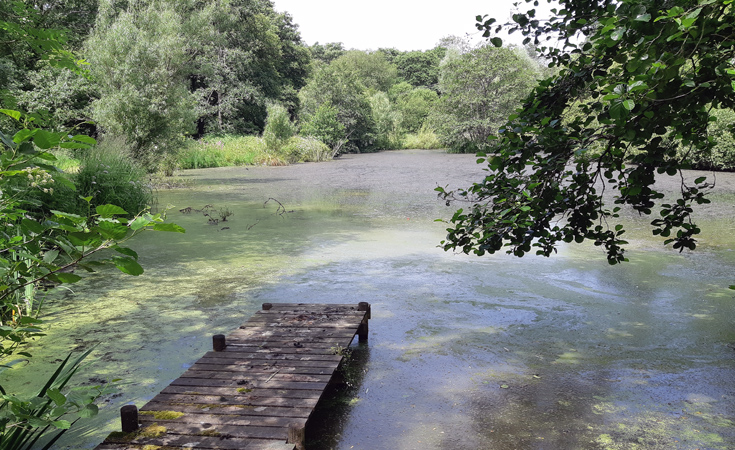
[4,150,735,449]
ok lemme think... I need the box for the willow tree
[439,0,735,264]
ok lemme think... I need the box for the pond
[6,149,735,449]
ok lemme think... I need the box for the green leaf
[13,129,34,143]
[490,37,503,47]
[94,221,129,240]
[96,204,128,218]
[113,256,144,276]
[52,420,72,430]
[43,250,60,264]
[634,13,651,22]
[153,223,186,233]
[79,403,99,418]
[622,100,635,111]
[21,218,45,234]
[113,246,139,260]
[129,216,150,231]
[46,388,66,406]
[33,129,62,149]
[54,273,82,284]
[0,109,22,121]
[70,134,97,145]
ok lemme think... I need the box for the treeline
[0,1,551,171]
[3,0,734,172]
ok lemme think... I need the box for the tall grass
[178,135,289,168]
[402,125,443,150]
[73,136,152,216]
[282,136,334,163]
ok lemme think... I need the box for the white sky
[271,0,525,51]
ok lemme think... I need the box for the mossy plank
[140,413,307,428]
[144,400,314,416]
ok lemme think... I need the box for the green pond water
[5,149,735,449]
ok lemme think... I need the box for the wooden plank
[131,422,291,440]
[187,363,335,375]
[169,377,329,391]
[178,371,332,383]
[98,443,293,450]
[140,413,307,428]
[95,303,369,450]
[151,391,319,414]
[160,385,324,399]
[105,433,293,449]
[141,404,311,426]
[202,350,343,361]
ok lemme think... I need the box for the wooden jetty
[95,302,371,450]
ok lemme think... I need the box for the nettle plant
[0,108,184,447]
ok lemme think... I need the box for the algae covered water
[6,150,735,449]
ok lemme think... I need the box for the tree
[309,42,346,65]
[329,51,397,93]
[430,44,540,153]
[190,2,310,136]
[393,47,447,90]
[395,87,438,133]
[85,0,196,164]
[299,61,375,152]
[439,0,735,264]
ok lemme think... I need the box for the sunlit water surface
[5,150,735,449]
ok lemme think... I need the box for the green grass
[178,134,289,169]
[402,125,443,150]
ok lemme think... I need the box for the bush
[402,124,443,149]
[177,135,288,168]
[73,136,152,216]
[280,136,333,163]
[299,103,346,151]
[263,104,296,152]
[678,108,735,171]
[369,92,403,150]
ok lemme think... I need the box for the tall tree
[86,0,196,163]
[439,0,735,263]
[393,47,446,90]
[430,45,540,153]
[299,61,375,152]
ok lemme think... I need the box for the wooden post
[262,303,273,310]
[287,423,305,450]
[120,405,139,432]
[213,334,226,352]
[357,302,370,343]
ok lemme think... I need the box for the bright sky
[271,0,524,51]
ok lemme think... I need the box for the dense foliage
[438,0,735,263]
[430,45,540,152]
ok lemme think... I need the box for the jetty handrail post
[213,334,226,352]
[120,404,139,432]
[357,302,371,343]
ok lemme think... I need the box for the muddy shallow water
[6,149,735,449]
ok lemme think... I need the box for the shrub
[281,136,333,163]
[369,92,403,150]
[678,108,735,171]
[402,124,443,149]
[73,136,152,216]
[262,104,296,152]
[300,103,346,150]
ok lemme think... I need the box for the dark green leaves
[441,0,727,263]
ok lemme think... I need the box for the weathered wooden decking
[95,302,371,450]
